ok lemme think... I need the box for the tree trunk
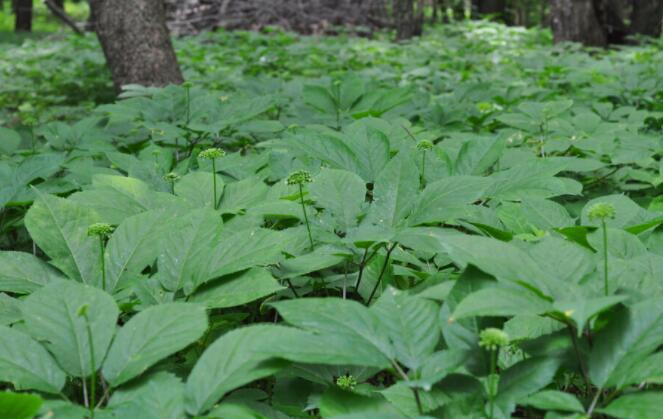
[53,0,64,9]
[89,0,183,91]
[394,0,415,40]
[631,0,663,37]
[14,0,32,32]
[549,0,607,46]
[413,0,425,35]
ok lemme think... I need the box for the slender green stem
[355,246,380,291]
[285,278,299,298]
[587,387,602,417]
[421,150,426,188]
[82,313,96,419]
[299,184,314,250]
[602,219,609,296]
[488,349,496,419]
[212,159,218,210]
[366,243,397,305]
[354,248,369,290]
[98,237,105,292]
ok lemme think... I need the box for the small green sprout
[76,303,89,318]
[479,328,510,351]
[588,202,616,220]
[88,223,113,292]
[287,170,313,186]
[87,223,114,238]
[336,374,357,390]
[480,328,509,419]
[163,172,181,194]
[163,172,181,182]
[416,140,433,188]
[288,170,314,253]
[588,202,616,296]
[198,148,225,209]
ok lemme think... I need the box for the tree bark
[53,0,64,9]
[394,0,415,39]
[549,0,607,46]
[631,0,663,37]
[14,0,32,32]
[89,0,183,91]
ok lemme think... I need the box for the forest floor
[2,20,663,418]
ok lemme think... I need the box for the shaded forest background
[2,0,663,92]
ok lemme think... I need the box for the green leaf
[0,294,22,326]
[105,210,167,292]
[186,228,285,295]
[371,289,439,370]
[272,298,394,365]
[304,85,337,114]
[450,286,553,321]
[175,171,224,208]
[598,392,663,419]
[0,127,21,154]
[190,268,285,309]
[589,299,663,389]
[218,177,269,215]
[0,392,42,419]
[366,151,419,228]
[107,372,185,419]
[408,176,491,225]
[320,387,406,418]
[407,349,469,390]
[494,357,561,416]
[309,169,366,231]
[439,235,564,299]
[0,251,64,294]
[553,295,626,336]
[185,325,290,415]
[103,303,208,387]
[521,390,584,413]
[22,281,119,377]
[0,326,65,393]
[24,191,101,284]
[158,208,223,292]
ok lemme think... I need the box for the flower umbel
[416,139,434,151]
[479,328,509,351]
[198,148,226,160]
[87,223,114,238]
[336,375,357,390]
[163,172,181,182]
[287,170,313,186]
[588,202,616,220]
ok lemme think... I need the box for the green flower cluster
[87,223,114,238]
[287,170,313,186]
[198,148,226,160]
[336,374,357,390]
[588,202,616,220]
[479,328,509,351]
[416,139,434,151]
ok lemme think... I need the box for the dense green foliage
[3,21,663,418]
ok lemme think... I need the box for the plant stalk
[212,159,218,210]
[98,237,106,291]
[602,219,609,295]
[299,184,314,250]
[82,312,96,419]
[366,243,397,305]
